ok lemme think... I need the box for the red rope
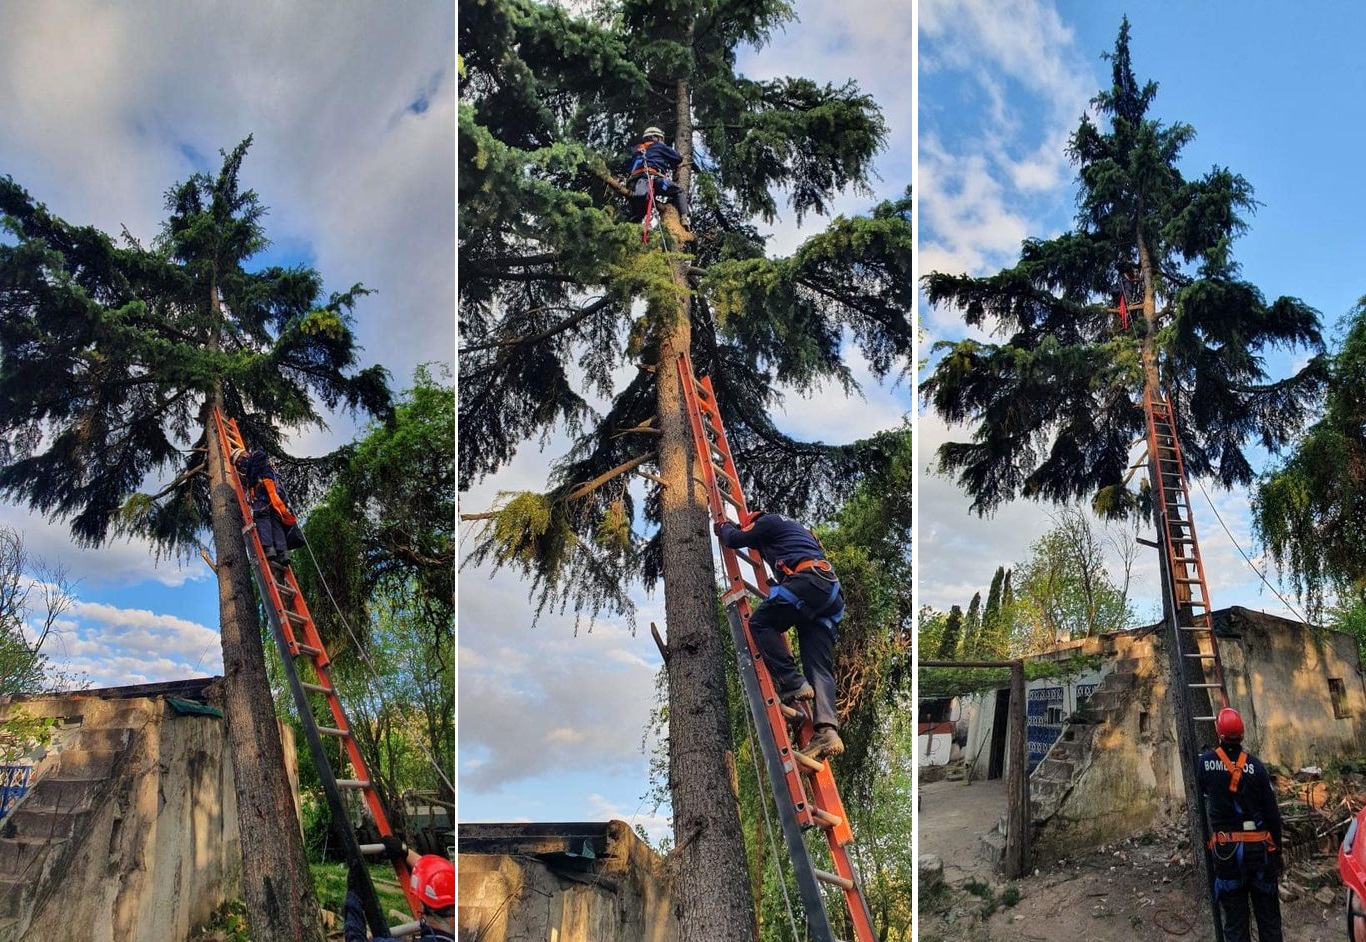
[641,175,656,243]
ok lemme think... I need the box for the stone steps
[0,836,66,878]
[1,808,87,842]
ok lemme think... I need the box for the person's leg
[747,598,804,695]
[1216,879,1252,942]
[793,615,838,729]
[1248,876,1283,942]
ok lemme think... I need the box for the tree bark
[207,278,325,942]
[654,66,755,939]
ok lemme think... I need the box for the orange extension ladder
[210,408,422,936]
[676,353,876,942]
[1142,389,1229,727]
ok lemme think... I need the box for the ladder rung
[1178,626,1211,632]
[1193,715,1217,722]
[1189,683,1223,689]
[813,868,854,891]
[1175,578,1203,584]
[318,726,349,738]
[335,779,371,789]
[1184,653,1217,659]
[275,581,296,595]
[285,610,308,623]
[778,702,799,719]
[737,577,767,599]
[719,489,743,509]
[296,643,323,657]
[358,843,386,855]
[300,681,330,694]
[812,807,842,829]
[793,750,825,773]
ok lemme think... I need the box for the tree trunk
[206,283,325,941]
[1137,231,1218,935]
[654,80,755,934]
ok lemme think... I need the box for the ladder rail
[210,409,423,923]
[677,354,878,942]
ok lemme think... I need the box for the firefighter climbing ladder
[676,353,876,942]
[1142,389,1230,728]
[210,408,422,938]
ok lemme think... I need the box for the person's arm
[715,514,778,550]
[1260,767,1284,862]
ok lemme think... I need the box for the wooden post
[1005,659,1029,879]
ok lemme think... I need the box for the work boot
[779,682,815,706]
[801,725,844,762]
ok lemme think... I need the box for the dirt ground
[919,778,1348,942]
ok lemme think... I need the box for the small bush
[1001,885,1020,907]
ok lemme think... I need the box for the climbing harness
[677,351,876,942]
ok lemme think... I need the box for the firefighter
[231,446,298,567]
[344,843,454,941]
[625,126,685,225]
[715,509,844,760]
[1197,707,1283,942]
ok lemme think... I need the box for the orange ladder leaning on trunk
[676,352,876,942]
[210,407,422,937]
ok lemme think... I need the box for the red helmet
[739,509,765,528]
[411,854,454,910]
[1215,707,1244,740]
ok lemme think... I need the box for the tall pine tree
[0,140,389,941]
[459,1,912,934]
[921,18,1325,518]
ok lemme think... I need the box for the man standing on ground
[715,509,844,760]
[1197,707,1284,942]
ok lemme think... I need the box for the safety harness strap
[778,558,835,579]
[1207,830,1275,851]
[1215,746,1242,793]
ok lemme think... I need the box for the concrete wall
[459,821,677,942]
[9,687,246,941]
[1219,609,1366,769]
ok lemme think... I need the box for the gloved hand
[380,834,408,862]
[712,519,727,537]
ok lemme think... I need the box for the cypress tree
[960,591,982,660]
[935,605,963,661]
[0,140,389,940]
[921,18,1325,518]
[459,1,912,935]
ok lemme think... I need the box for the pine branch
[459,296,613,354]
[564,451,655,501]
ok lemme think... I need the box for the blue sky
[456,0,915,840]
[919,0,1366,622]
[0,3,454,688]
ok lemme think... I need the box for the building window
[1046,706,1064,726]
[1330,678,1351,719]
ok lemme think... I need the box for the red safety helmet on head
[1215,707,1244,740]
[411,854,454,911]
[738,508,765,528]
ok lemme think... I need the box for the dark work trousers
[626,175,683,223]
[251,499,289,559]
[747,572,841,729]
[1215,866,1282,942]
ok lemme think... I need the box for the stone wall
[0,680,257,941]
[458,820,677,942]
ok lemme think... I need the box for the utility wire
[1192,476,1309,625]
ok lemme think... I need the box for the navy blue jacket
[718,513,826,580]
[1197,744,1283,850]
[628,140,682,176]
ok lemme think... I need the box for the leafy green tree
[1255,302,1366,617]
[1011,508,1134,653]
[921,18,1324,519]
[293,368,455,809]
[0,141,388,941]
[458,1,912,932]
